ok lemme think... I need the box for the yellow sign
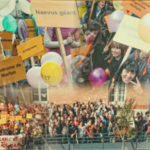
[31,0,80,28]
[15,116,22,121]
[0,56,26,86]
[24,19,36,38]
[0,56,10,61]
[17,36,44,60]
[26,113,32,119]
[26,36,47,56]
[113,15,150,52]
[0,31,13,50]
[0,114,7,119]
[0,118,6,125]
[121,1,150,18]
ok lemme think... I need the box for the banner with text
[121,1,150,18]
[0,56,26,86]
[17,36,44,60]
[31,0,80,28]
[0,134,24,149]
[0,31,13,51]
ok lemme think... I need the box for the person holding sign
[44,28,81,56]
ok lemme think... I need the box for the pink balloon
[89,68,107,87]
[108,10,125,32]
[27,0,31,2]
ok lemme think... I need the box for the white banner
[0,134,24,150]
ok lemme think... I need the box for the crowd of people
[48,100,150,143]
[0,97,150,149]
[0,98,49,149]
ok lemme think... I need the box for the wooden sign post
[56,28,73,86]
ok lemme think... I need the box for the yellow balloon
[41,62,63,86]
[113,0,123,10]
[138,13,150,43]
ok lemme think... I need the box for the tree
[114,98,136,150]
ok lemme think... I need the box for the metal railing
[30,132,149,144]
[22,132,150,150]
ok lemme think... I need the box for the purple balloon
[89,68,107,87]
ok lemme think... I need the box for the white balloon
[41,52,63,66]
[108,10,125,32]
[27,67,48,88]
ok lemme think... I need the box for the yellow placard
[15,115,22,121]
[0,56,26,86]
[17,35,44,60]
[121,1,150,18]
[0,114,7,119]
[0,56,10,61]
[31,0,80,28]
[0,118,6,125]
[113,15,150,52]
[26,113,32,119]
[9,116,15,121]
[26,37,47,56]
[24,19,36,38]
[0,31,13,50]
